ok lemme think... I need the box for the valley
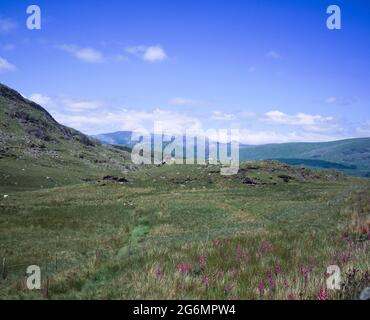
[0,83,369,300]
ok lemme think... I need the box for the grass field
[0,161,369,300]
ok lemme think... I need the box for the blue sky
[0,0,369,143]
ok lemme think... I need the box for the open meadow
[1,161,369,299]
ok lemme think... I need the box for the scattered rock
[278,174,294,183]
[102,175,128,183]
[3,195,9,198]
[241,177,258,186]
[157,161,167,167]
[359,287,370,300]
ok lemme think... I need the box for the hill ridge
[0,83,132,191]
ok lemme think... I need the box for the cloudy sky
[1,0,369,144]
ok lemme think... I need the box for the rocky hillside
[0,83,133,191]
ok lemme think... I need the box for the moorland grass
[0,162,369,299]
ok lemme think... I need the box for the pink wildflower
[267,271,275,290]
[154,267,162,280]
[176,263,192,274]
[318,288,327,300]
[224,284,235,293]
[212,239,221,246]
[257,240,273,257]
[204,275,209,287]
[258,281,264,296]
[261,240,273,253]
[300,265,312,284]
[274,263,282,275]
[288,293,295,300]
[199,256,206,269]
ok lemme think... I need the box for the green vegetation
[93,131,370,177]
[0,83,134,192]
[240,138,370,177]
[0,83,369,300]
[0,162,369,299]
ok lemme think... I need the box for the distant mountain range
[1,81,368,183]
[94,131,134,147]
[239,138,370,177]
[94,131,370,177]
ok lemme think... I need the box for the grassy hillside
[0,83,134,192]
[95,130,370,177]
[240,138,370,177]
[0,161,369,299]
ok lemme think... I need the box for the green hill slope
[0,83,133,191]
[240,138,370,177]
[96,130,370,177]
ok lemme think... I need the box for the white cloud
[0,57,16,73]
[126,45,168,62]
[168,97,203,106]
[0,18,17,34]
[265,50,281,59]
[28,94,104,113]
[75,48,103,63]
[27,92,201,135]
[212,111,237,121]
[261,110,335,132]
[143,46,167,62]
[260,110,343,134]
[212,111,255,121]
[51,108,202,135]
[61,98,104,112]
[57,44,104,63]
[53,107,348,143]
[28,93,55,108]
[26,93,357,144]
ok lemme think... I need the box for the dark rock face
[102,175,128,183]
[26,128,50,140]
[75,134,96,147]
[1,82,99,147]
[241,177,258,185]
[10,110,36,122]
[0,83,28,104]
[1,83,58,123]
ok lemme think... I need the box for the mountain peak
[0,82,58,122]
[0,83,101,150]
[0,82,27,103]
[0,84,132,188]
